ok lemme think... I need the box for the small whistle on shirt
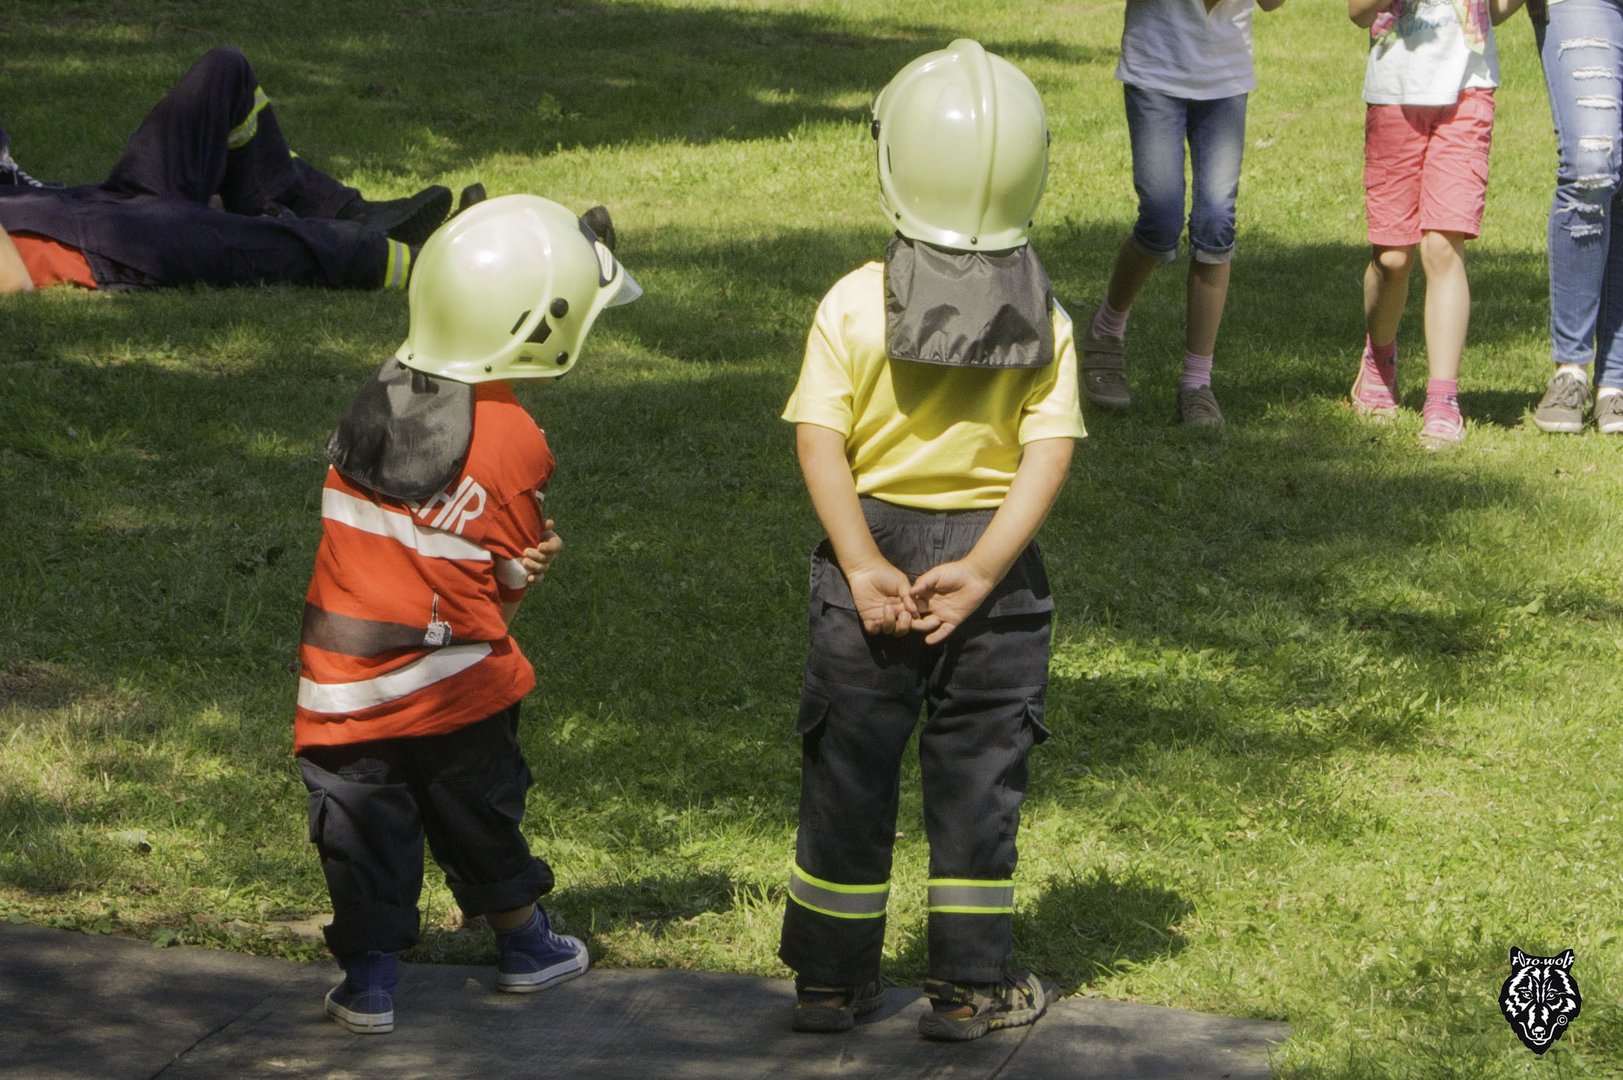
[424,594,453,647]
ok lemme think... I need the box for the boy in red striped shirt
[294,195,639,1034]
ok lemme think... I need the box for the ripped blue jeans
[1543,0,1623,384]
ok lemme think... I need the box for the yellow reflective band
[926,879,1015,914]
[384,241,411,289]
[227,87,270,149]
[787,863,888,919]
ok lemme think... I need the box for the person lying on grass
[0,46,466,295]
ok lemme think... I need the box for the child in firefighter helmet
[778,40,1082,1042]
[296,194,638,1034]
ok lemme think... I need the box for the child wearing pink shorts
[1347,0,1525,448]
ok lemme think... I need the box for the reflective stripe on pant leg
[788,862,889,919]
[228,86,271,149]
[927,878,1015,915]
[780,528,927,984]
[920,600,1051,982]
[384,240,412,289]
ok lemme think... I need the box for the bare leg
[1419,230,1469,382]
[1187,258,1231,356]
[1106,236,1162,314]
[1083,237,1163,410]
[486,904,537,933]
[1363,244,1415,348]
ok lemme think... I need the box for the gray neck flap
[884,235,1055,370]
[326,357,475,502]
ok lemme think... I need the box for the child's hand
[520,521,563,584]
[910,560,996,645]
[844,560,919,636]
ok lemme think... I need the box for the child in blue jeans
[1083,0,1287,428]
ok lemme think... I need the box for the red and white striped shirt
[294,382,553,751]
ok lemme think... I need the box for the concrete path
[0,923,1287,1078]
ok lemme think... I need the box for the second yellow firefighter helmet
[872,39,1049,252]
[396,194,641,384]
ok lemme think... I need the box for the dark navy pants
[299,706,555,962]
[779,498,1052,987]
[0,47,388,289]
[103,45,357,217]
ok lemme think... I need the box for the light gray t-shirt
[1116,0,1259,100]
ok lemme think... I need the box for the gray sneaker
[1597,390,1623,434]
[1080,323,1130,411]
[1176,384,1225,428]
[917,972,1048,1042]
[1532,370,1590,433]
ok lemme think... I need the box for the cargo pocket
[305,789,328,846]
[1023,696,1051,746]
[484,761,532,826]
[795,682,833,735]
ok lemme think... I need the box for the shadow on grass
[562,872,740,938]
[1020,869,1192,994]
[0,1,1108,185]
[883,867,1191,990]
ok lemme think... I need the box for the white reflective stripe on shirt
[495,557,529,591]
[322,488,491,562]
[298,642,492,713]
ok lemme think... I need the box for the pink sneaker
[1418,396,1464,450]
[1350,351,1398,419]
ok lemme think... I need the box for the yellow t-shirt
[782,261,1085,511]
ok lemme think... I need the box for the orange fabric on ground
[10,231,97,289]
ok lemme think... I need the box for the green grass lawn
[2,1,1618,1076]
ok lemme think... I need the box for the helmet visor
[606,265,642,308]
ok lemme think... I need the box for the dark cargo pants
[299,705,555,961]
[102,45,358,218]
[779,498,1052,987]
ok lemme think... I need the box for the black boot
[337,185,452,246]
[456,183,486,215]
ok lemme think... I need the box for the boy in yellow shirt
[778,40,1083,1042]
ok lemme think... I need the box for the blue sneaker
[494,907,589,993]
[324,950,397,1034]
